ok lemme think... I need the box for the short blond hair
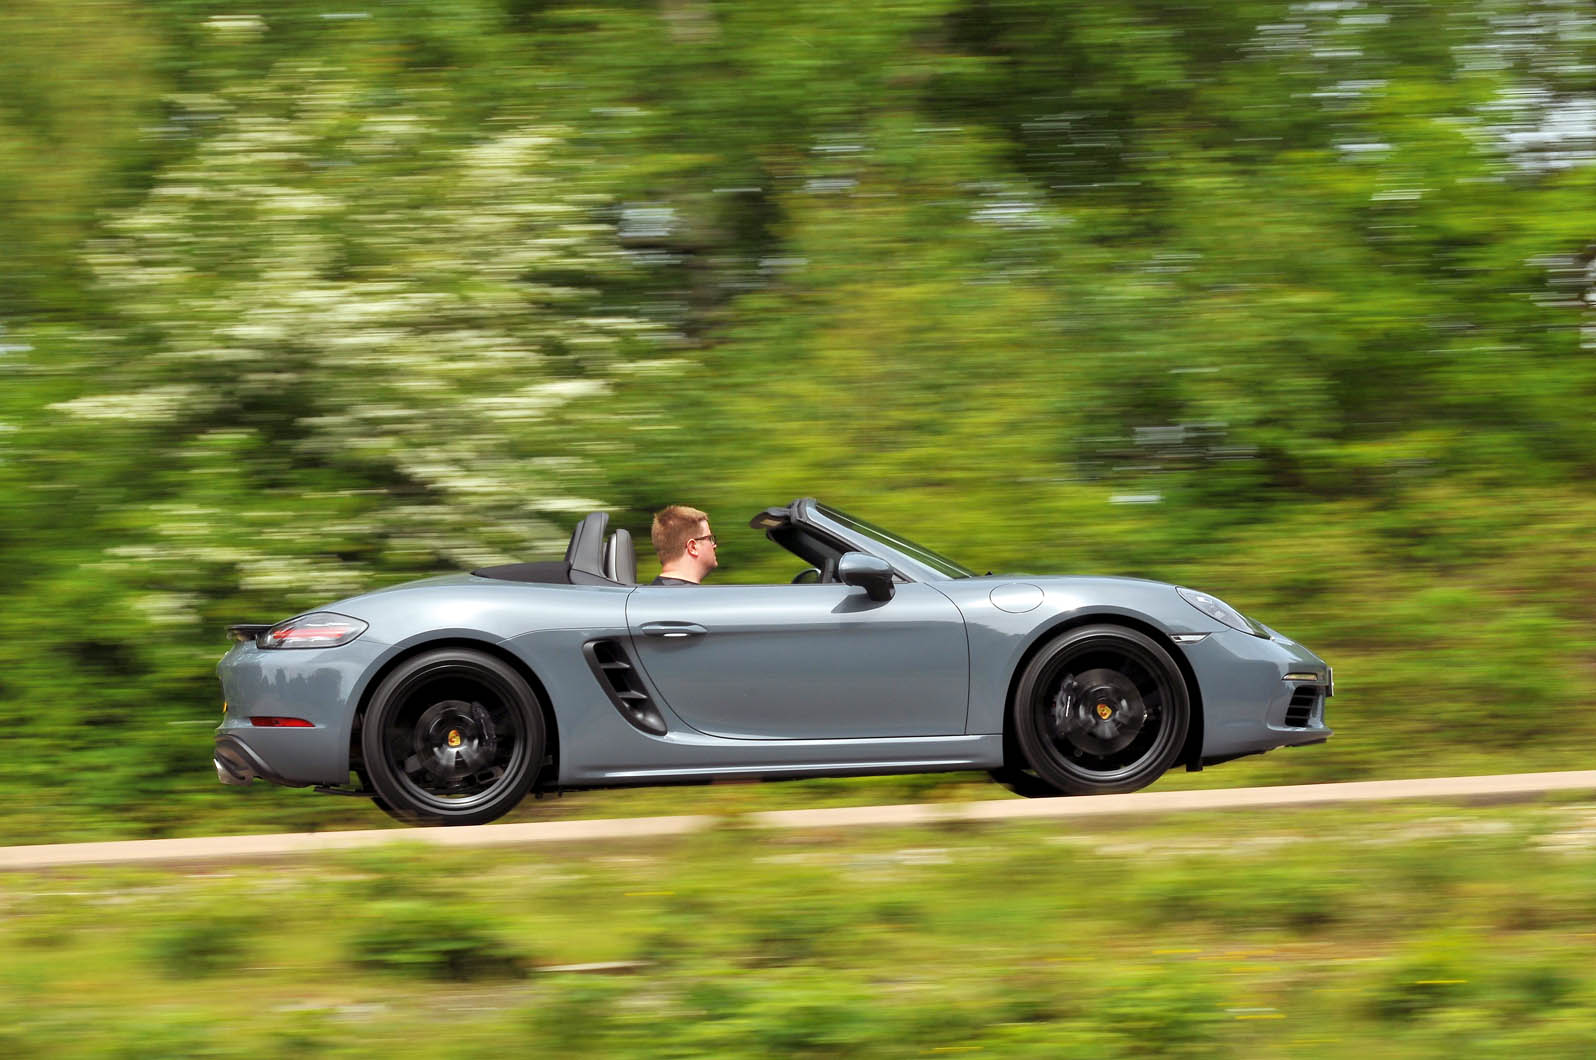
[651,505,709,563]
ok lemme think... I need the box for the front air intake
[1284,686,1321,728]
[583,639,668,735]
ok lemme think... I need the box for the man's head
[651,504,718,582]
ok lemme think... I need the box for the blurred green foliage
[348,899,530,979]
[4,804,1596,1056]
[3,1,1596,840]
[143,902,262,976]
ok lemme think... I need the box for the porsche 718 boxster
[214,498,1332,824]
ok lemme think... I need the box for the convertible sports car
[215,498,1332,825]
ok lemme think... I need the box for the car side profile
[214,498,1332,824]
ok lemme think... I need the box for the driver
[649,505,719,586]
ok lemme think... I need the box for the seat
[603,529,637,585]
[565,512,612,585]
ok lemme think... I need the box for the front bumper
[1181,627,1334,759]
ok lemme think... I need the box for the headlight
[259,612,368,649]
[1177,588,1266,637]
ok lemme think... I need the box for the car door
[625,582,969,739]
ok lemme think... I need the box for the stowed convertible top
[472,512,635,585]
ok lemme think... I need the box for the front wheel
[359,648,545,826]
[1011,625,1189,796]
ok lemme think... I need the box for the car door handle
[638,622,707,639]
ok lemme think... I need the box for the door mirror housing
[837,552,895,601]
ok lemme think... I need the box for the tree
[54,60,674,619]
[8,58,674,833]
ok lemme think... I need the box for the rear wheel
[987,767,1062,799]
[1011,625,1189,796]
[359,648,545,826]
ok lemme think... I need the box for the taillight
[249,716,315,727]
[259,612,368,650]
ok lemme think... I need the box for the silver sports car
[215,498,1332,825]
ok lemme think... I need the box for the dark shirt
[650,575,697,586]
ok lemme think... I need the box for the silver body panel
[625,582,969,739]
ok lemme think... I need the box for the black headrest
[565,512,610,582]
[603,529,637,585]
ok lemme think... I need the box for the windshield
[815,503,975,579]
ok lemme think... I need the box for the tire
[359,647,545,826]
[351,764,404,822]
[1011,625,1189,796]
[987,767,1064,799]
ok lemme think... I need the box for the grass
[5,799,1596,1057]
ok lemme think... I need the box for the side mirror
[837,552,895,601]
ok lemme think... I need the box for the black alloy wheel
[1011,625,1190,796]
[359,647,545,826]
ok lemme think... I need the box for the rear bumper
[215,635,389,787]
[213,734,309,788]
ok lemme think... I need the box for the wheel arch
[349,636,560,785]
[1001,613,1204,772]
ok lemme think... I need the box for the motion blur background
[3,0,1596,842]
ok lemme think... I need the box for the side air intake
[582,639,668,735]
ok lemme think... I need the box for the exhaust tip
[214,753,254,786]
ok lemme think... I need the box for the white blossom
[62,61,677,621]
